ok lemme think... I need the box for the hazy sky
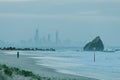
[0,0,120,47]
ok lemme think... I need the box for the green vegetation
[0,64,53,80]
[21,70,34,77]
[2,64,13,77]
[4,67,13,77]
[11,67,20,73]
[0,64,76,80]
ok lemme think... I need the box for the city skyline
[0,27,120,48]
[19,29,73,48]
[0,0,120,47]
[0,28,83,48]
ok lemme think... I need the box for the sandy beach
[0,51,99,80]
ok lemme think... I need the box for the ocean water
[5,49,120,80]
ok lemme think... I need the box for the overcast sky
[0,0,120,47]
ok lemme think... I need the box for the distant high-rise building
[34,29,40,46]
[48,34,51,43]
[56,30,60,45]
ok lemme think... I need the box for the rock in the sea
[83,36,104,51]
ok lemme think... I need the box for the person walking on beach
[17,52,19,58]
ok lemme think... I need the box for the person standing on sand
[17,52,19,58]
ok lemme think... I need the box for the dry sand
[0,51,99,80]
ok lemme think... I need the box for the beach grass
[0,64,52,80]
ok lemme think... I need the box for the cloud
[0,13,119,22]
[76,11,99,15]
[0,0,35,2]
[37,0,120,4]
[0,0,120,3]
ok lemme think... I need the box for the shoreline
[0,51,99,80]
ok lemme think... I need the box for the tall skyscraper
[56,30,60,45]
[48,34,51,43]
[34,29,40,46]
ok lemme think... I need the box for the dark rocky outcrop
[83,36,104,51]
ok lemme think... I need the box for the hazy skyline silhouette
[0,0,120,47]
